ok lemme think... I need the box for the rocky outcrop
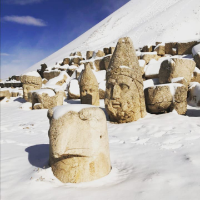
[21,72,42,101]
[48,105,111,183]
[145,83,187,114]
[31,89,64,109]
[105,37,146,123]
[159,58,196,84]
[80,64,99,106]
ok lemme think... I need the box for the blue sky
[1,0,129,79]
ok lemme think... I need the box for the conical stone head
[105,37,146,123]
[80,64,100,106]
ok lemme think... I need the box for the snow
[143,78,159,89]
[188,82,200,107]
[194,67,200,73]
[99,80,106,91]
[24,0,200,74]
[93,70,106,83]
[68,79,80,96]
[120,65,130,69]
[52,104,95,119]
[138,59,145,67]
[145,57,169,78]
[154,42,165,50]
[23,71,41,77]
[44,71,70,90]
[171,77,184,83]
[31,89,55,97]
[192,44,200,56]
[1,99,200,200]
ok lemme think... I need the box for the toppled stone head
[105,37,146,123]
[79,64,100,106]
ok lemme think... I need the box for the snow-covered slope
[26,0,200,73]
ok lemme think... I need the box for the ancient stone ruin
[105,37,146,123]
[48,105,111,183]
[21,72,42,101]
[30,89,64,109]
[79,64,100,106]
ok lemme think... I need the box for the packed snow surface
[192,44,200,56]
[1,98,200,200]
[52,104,96,119]
[23,71,41,77]
[25,0,200,73]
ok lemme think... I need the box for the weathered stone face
[105,73,144,123]
[0,90,11,101]
[80,64,100,106]
[105,37,146,123]
[48,106,111,183]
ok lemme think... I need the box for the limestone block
[21,73,42,101]
[86,51,94,60]
[194,54,200,69]
[0,89,11,100]
[141,53,160,64]
[80,64,99,106]
[165,42,177,55]
[48,105,111,183]
[43,70,61,81]
[144,83,187,114]
[191,72,200,83]
[103,48,110,55]
[96,50,105,58]
[159,58,196,84]
[177,41,198,55]
[102,55,112,70]
[142,45,153,52]
[105,37,146,123]
[62,58,71,66]
[31,89,64,109]
[154,44,165,56]
[109,47,115,54]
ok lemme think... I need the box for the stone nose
[112,85,120,99]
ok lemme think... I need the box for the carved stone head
[80,64,99,106]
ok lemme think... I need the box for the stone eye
[120,84,129,91]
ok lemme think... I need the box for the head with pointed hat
[79,63,100,106]
[105,37,146,123]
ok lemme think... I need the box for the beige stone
[21,75,42,101]
[0,90,11,100]
[142,45,153,52]
[177,41,198,55]
[156,42,162,46]
[96,50,105,57]
[86,51,94,60]
[99,89,105,99]
[191,72,200,83]
[80,64,99,106]
[103,48,110,55]
[48,105,111,183]
[43,70,61,80]
[109,47,115,54]
[11,92,19,97]
[194,54,200,69]
[102,55,112,70]
[171,77,188,88]
[31,89,64,109]
[67,66,77,77]
[56,75,68,86]
[159,58,196,84]
[105,37,146,123]
[154,45,165,56]
[141,53,160,64]
[144,84,187,114]
[42,78,48,84]
[71,57,82,65]
[165,42,177,55]
[62,58,71,65]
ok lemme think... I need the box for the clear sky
[0,0,129,79]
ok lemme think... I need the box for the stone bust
[80,64,100,106]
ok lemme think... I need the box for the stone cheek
[80,85,99,106]
[105,74,142,123]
